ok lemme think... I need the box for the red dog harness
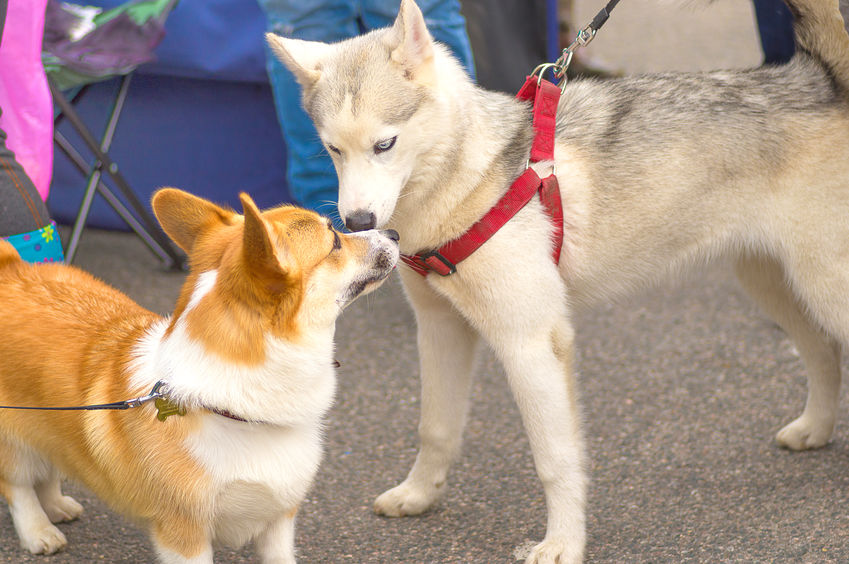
[401,77,564,277]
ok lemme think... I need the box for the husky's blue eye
[374,136,397,154]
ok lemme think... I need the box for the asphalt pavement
[3,1,849,562]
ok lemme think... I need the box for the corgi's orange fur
[0,188,399,563]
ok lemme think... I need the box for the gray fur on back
[555,53,844,189]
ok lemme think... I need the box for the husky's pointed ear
[239,193,294,284]
[388,0,434,79]
[152,188,234,253]
[265,33,332,89]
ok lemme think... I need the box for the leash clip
[124,381,167,408]
[549,23,596,88]
[548,0,619,88]
[573,25,597,48]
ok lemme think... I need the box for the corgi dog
[0,188,399,563]
[266,0,849,561]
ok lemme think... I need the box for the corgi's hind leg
[735,254,842,450]
[36,467,84,524]
[0,438,68,554]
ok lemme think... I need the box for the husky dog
[267,0,849,561]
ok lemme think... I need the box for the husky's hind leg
[735,254,842,450]
[0,437,69,554]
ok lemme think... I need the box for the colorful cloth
[2,221,64,263]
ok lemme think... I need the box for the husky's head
[266,0,460,232]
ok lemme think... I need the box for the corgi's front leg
[374,270,481,517]
[151,519,213,564]
[35,468,84,524]
[0,447,70,555]
[4,483,68,555]
[257,508,297,564]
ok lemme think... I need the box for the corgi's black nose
[382,229,400,242]
[345,211,376,232]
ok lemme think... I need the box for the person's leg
[752,0,796,65]
[256,0,359,221]
[361,0,476,80]
[0,120,63,263]
[0,0,62,262]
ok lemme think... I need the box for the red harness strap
[402,77,564,277]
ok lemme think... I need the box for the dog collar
[154,361,339,424]
[206,406,256,424]
[401,76,564,277]
[155,394,264,425]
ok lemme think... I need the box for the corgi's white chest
[187,416,324,547]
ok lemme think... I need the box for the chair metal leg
[55,131,178,265]
[50,76,184,269]
[63,152,103,263]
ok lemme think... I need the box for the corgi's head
[151,188,399,364]
[265,0,468,231]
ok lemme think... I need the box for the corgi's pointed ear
[388,0,434,79]
[239,193,292,281]
[152,188,234,253]
[265,33,331,89]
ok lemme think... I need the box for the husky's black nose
[382,229,400,242]
[345,211,376,232]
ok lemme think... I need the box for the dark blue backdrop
[48,0,291,230]
[47,0,555,230]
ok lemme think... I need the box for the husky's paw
[43,495,84,524]
[776,415,833,450]
[374,481,442,517]
[20,523,67,555]
[524,536,583,564]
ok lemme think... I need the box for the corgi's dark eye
[326,220,342,252]
[327,143,341,155]
[374,136,397,154]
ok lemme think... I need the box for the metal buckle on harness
[420,250,456,276]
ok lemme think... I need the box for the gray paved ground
[4,1,849,562]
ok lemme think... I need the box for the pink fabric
[0,0,52,201]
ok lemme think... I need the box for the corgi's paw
[20,523,67,555]
[374,480,442,517]
[43,495,84,523]
[776,415,833,450]
[525,535,583,564]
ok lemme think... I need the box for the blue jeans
[752,0,795,65]
[256,0,475,218]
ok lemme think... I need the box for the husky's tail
[786,0,849,94]
[0,239,21,268]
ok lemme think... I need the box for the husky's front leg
[502,319,586,564]
[454,252,587,563]
[374,270,481,516]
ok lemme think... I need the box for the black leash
[589,0,621,35]
[0,381,166,412]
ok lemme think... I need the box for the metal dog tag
[154,397,186,421]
